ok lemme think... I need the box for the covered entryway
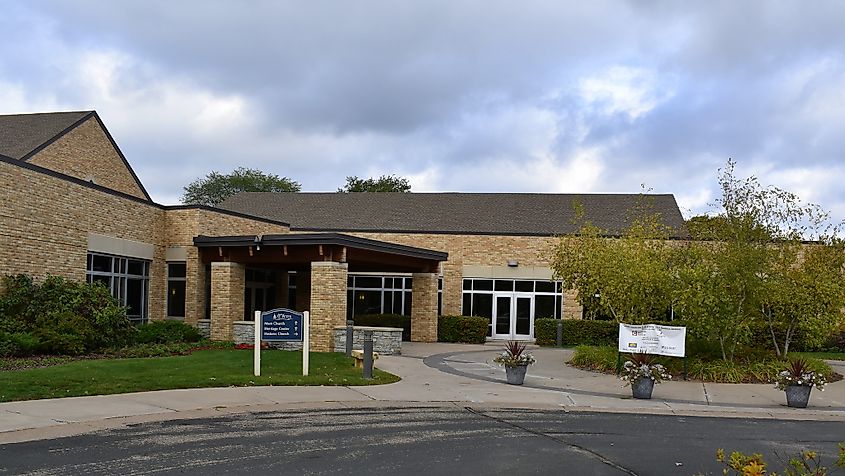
[193,233,448,352]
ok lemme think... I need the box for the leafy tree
[182,167,301,206]
[337,174,411,193]
[551,198,678,325]
[553,161,845,361]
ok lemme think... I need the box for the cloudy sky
[2,1,844,217]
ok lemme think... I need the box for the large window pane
[353,290,382,315]
[535,295,557,319]
[126,278,144,319]
[91,255,112,273]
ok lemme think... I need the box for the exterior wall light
[507,260,518,267]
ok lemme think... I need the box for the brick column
[562,289,583,319]
[309,261,347,352]
[411,273,438,342]
[184,250,205,326]
[210,261,245,341]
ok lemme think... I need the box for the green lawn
[795,352,845,361]
[0,350,399,403]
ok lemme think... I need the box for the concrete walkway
[2,342,844,444]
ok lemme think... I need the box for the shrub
[534,318,559,346]
[133,320,202,344]
[352,314,411,341]
[0,331,40,357]
[570,345,618,372]
[437,315,488,344]
[0,274,134,355]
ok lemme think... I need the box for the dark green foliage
[437,315,488,344]
[534,318,618,346]
[133,320,202,344]
[181,167,301,206]
[338,174,411,193]
[534,319,559,346]
[0,274,134,356]
[352,314,410,341]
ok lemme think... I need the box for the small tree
[338,174,411,193]
[182,167,301,206]
[551,199,678,324]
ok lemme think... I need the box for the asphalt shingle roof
[0,111,92,160]
[220,192,688,237]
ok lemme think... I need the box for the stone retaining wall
[333,326,403,355]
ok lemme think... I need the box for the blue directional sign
[261,308,303,342]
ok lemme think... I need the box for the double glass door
[492,293,533,340]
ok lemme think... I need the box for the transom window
[86,252,150,324]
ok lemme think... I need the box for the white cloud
[578,66,673,121]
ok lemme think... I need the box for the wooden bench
[350,349,379,368]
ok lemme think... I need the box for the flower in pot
[619,352,671,399]
[493,341,536,385]
[774,357,826,408]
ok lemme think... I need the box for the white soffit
[87,233,155,260]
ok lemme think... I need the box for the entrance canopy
[193,232,447,272]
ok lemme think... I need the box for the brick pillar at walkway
[210,261,245,341]
[309,261,348,352]
[411,273,438,342]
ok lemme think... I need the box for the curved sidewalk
[1,342,843,444]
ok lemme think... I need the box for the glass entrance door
[492,293,534,340]
[493,295,512,338]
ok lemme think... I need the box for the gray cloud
[2,1,845,218]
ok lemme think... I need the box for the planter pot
[631,377,655,399]
[785,384,812,408]
[505,365,528,385]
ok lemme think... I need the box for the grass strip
[0,349,399,402]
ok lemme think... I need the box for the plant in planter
[493,341,536,385]
[619,352,671,399]
[774,357,826,408]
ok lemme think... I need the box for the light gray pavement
[1,342,844,444]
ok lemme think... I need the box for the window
[461,278,564,337]
[347,274,412,318]
[167,262,187,318]
[86,252,150,324]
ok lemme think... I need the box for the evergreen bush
[437,315,488,344]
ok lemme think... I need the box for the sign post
[253,308,309,377]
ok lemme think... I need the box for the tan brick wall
[411,273,438,342]
[0,160,167,321]
[0,159,290,326]
[309,261,347,352]
[343,232,579,318]
[210,261,245,340]
[165,208,289,324]
[26,117,148,200]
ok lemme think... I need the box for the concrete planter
[785,385,812,408]
[505,365,528,385]
[631,377,655,399]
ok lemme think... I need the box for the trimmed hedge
[134,320,202,344]
[438,315,488,344]
[353,314,411,341]
[535,318,618,346]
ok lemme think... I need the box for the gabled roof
[220,192,689,238]
[0,110,152,201]
[0,111,92,160]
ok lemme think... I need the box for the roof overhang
[193,232,447,273]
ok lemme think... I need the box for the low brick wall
[333,326,403,355]
[232,321,303,350]
[196,319,211,339]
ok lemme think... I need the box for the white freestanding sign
[618,323,686,357]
